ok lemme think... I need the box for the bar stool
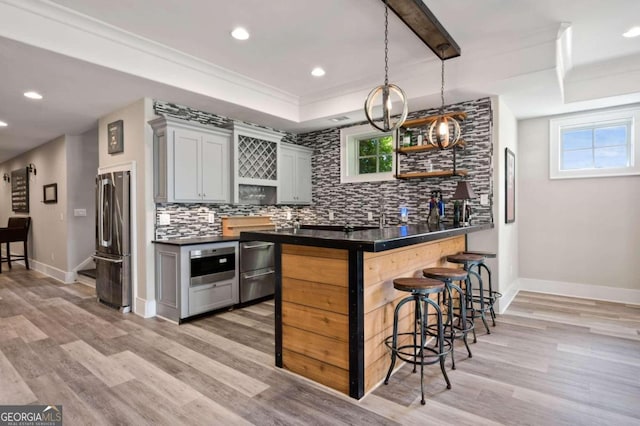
[384,277,451,405]
[422,267,473,370]
[463,251,502,326]
[446,253,491,337]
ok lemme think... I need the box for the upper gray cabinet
[149,116,231,204]
[278,142,313,204]
[227,122,284,204]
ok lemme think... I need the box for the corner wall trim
[135,297,156,318]
[519,278,640,306]
[497,278,521,314]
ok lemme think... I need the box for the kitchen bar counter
[242,222,492,252]
[240,222,493,399]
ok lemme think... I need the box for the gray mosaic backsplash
[153,98,493,240]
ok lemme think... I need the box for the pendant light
[427,43,462,149]
[364,0,408,132]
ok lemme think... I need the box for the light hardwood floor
[1,267,639,425]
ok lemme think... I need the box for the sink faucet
[379,212,386,229]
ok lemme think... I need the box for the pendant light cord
[440,46,446,115]
[384,1,389,86]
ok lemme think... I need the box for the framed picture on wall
[43,183,58,204]
[107,120,124,154]
[505,147,515,223]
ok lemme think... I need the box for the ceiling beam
[385,0,461,60]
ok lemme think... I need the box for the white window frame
[340,123,396,183]
[549,106,640,179]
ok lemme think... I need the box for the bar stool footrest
[384,333,452,366]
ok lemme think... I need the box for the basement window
[550,107,640,179]
[340,124,396,183]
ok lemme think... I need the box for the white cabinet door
[296,149,312,204]
[201,133,230,203]
[173,129,201,201]
[278,146,296,203]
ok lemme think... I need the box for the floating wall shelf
[395,170,468,180]
[401,111,467,128]
[396,139,466,155]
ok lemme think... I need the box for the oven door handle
[244,270,275,279]
[243,243,274,250]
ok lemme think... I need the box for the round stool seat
[423,267,468,281]
[446,253,485,264]
[463,250,496,259]
[393,277,445,293]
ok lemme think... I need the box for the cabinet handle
[203,193,206,197]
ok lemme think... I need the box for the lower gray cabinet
[155,241,238,322]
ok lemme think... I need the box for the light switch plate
[480,194,489,206]
[367,212,373,220]
[329,211,334,221]
[158,213,170,225]
[73,209,87,217]
[286,211,292,220]
[208,212,215,223]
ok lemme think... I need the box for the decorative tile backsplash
[153,98,493,240]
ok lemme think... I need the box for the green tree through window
[357,135,393,174]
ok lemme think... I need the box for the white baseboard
[26,258,75,284]
[519,278,640,306]
[135,297,156,318]
[497,278,521,314]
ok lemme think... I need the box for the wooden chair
[0,217,31,273]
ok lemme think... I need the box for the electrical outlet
[208,212,215,223]
[480,194,489,206]
[329,211,334,221]
[158,213,170,225]
[59,213,64,221]
[74,209,87,217]
[286,211,292,220]
[367,212,373,221]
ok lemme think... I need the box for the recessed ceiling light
[623,26,640,38]
[231,27,250,40]
[0,121,7,127]
[311,67,326,77]
[24,91,43,100]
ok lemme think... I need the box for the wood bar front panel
[362,236,464,392]
[281,244,350,393]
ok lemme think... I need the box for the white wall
[0,136,70,280]
[98,98,156,317]
[468,97,519,312]
[519,111,640,298]
[66,127,99,270]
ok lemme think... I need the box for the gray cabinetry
[278,142,313,204]
[155,241,238,322]
[150,116,231,203]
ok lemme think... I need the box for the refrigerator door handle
[99,178,112,248]
[93,255,123,264]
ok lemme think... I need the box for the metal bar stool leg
[450,281,472,359]
[468,269,490,334]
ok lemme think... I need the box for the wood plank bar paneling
[362,236,464,392]
[282,278,348,314]
[281,348,350,394]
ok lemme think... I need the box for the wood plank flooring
[1,267,639,425]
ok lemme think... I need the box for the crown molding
[0,0,300,120]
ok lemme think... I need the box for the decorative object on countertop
[451,180,476,226]
[107,120,124,154]
[364,0,408,132]
[399,206,408,224]
[221,215,275,236]
[427,44,463,149]
[505,147,515,224]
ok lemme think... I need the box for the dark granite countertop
[152,235,241,246]
[241,222,493,252]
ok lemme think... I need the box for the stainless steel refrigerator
[94,171,131,312]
